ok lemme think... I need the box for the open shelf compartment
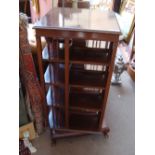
[42,40,65,63]
[69,112,100,131]
[70,46,111,65]
[42,44,111,65]
[69,87,104,113]
[48,108,65,129]
[46,86,65,108]
[44,64,65,87]
[70,65,108,89]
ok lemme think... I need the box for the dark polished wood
[99,42,118,129]
[42,46,111,65]
[34,7,120,141]
[34,8,120,35]
[70,68,107,89]
[64,39,70,128]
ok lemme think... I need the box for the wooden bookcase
[34,8,120,142]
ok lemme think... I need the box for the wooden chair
[77,1,90,8]
[58,1,72,8]
[58,0,90,9]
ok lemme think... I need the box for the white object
[23,131,37,153]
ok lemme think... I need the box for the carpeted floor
[32,71,135,155]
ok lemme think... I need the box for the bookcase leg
[102,127,110,138]
[50,129,56,146]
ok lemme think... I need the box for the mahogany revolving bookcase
[33,7,120,143]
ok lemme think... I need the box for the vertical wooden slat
[53,39,59,128]
[95,40,97,47]
[107,42,113,61]
[64,39,69,128]
[105,41,109,49]
[36,35,48,126]
[99,39,119,130]
[99,40,101,48]
[49,65,55,130]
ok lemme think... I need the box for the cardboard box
[19,122,36,140]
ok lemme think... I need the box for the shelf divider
[64,39,70,128]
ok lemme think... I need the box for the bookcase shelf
[70,47,110,65]
[48,108,100,131]
[46,86,64,106]
[69,113,100,131]
[70,91,103,113]
[46,86,104,113]
[42,45,65,63]
[42,45,110,65]
[44,64,65,87]
[44,63,108,89]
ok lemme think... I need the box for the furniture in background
[23,0,52,76]
[113,0,122,13]
[19,0,31,22]
[115,0,135,43]
[33,7,120,142]
[127,28,135,81]
[58,0,115,10]
[114,0,135,81]
[58,0,90,8]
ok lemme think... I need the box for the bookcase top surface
[34,8,121,35]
